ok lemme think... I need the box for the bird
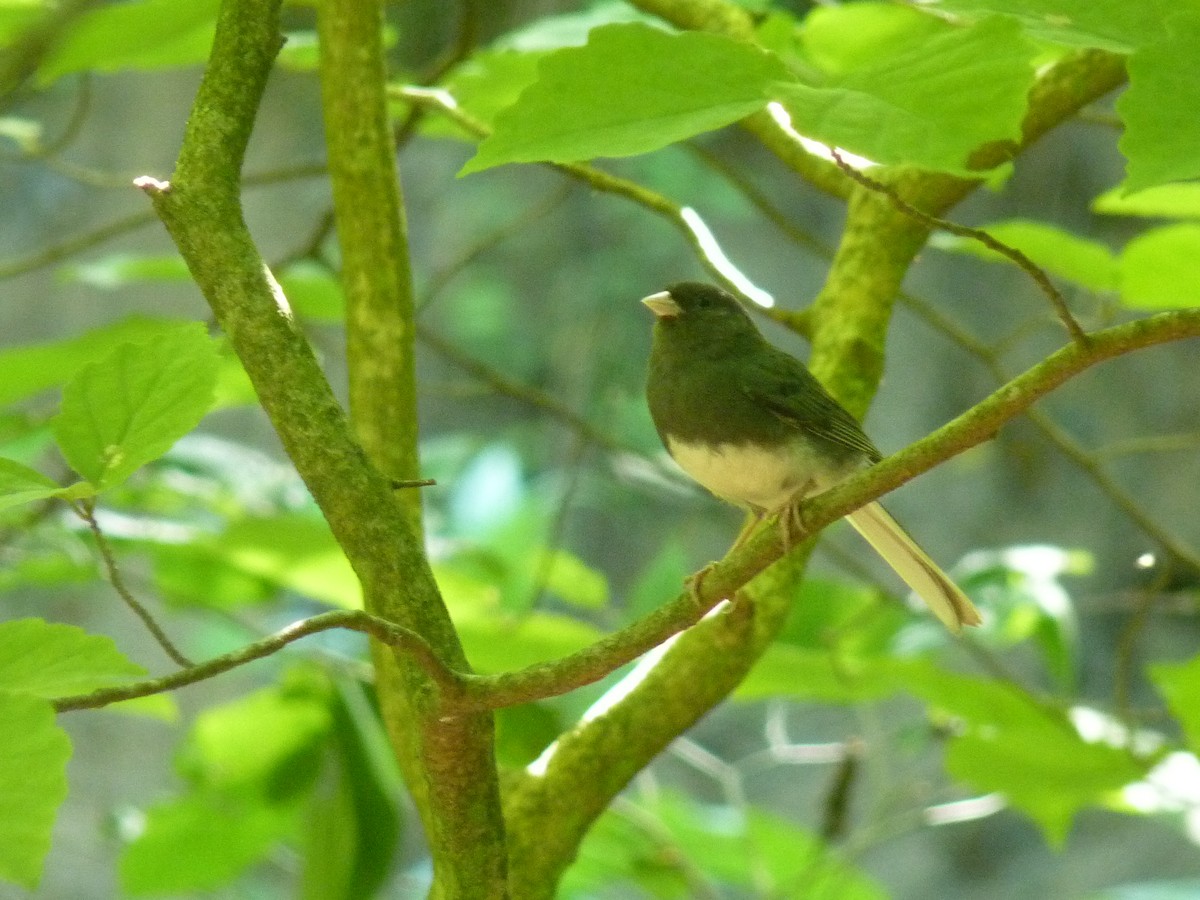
[641,281,982,633]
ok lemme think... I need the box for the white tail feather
[846,502,982,633]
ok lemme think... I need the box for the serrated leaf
[0,618,145,698]
[1150,655,1200,754]
[1119,223,1200,309]
[0,458,60,512]
[776,16,1036,174]
[461,23,791,174]
[1094,182,1200,218]
[0,693,71,889]
[37,0,219,84]
[52,322,219,489]
[1118,14,1200,192]
[930,219,1119,291]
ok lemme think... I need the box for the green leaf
[179,671,332,795]
[536,546,609,609]
[37,0,220,84]
[58,253,192,288]
[52,321,220,489]
[923,0,1179,51]
[0,458,60,512]
[0,693,71,889]
[896,666,1150,844]
[119,793,297,895]
[423,49,546,139]
[800,3,952,76]
[0,3,47,47]
[945,727,1146,846]
[279,261,345,322]
[1118,15,1200,193]
[625,537,690,619]
[152,513,360,609]
[0,316,198,407]
[0,618,145,698]
[565,790,886,897]
[461,23,791,174]
[1119,224,1200,309]
[931,219,1119,291]
[1150,655,1200,754]
[1094,182,1200,218]
[302,679,402,900]
[737,646,933,703]
[776,16,1036,175]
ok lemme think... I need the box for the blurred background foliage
[2,0,1200,897]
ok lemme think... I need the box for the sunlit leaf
[0,618,145,698]
[776,16,1036,174]
[1093,182,1200,219]
[462,23,790,174]
[1150,655,1200,755]
[0,693,70,889]
[52,322,220,489]
[1119,224,1200,308]
[58,253,191,288]
[931,219,1119,291]
[800,2,952,76]
[921,0,1176,51]
[119,793,297,894]
[38,0,219,83]
[0,316,197,407]
[0,458,60,512]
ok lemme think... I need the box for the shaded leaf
[1118,14,1200,192]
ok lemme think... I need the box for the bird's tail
[846,502,982,633]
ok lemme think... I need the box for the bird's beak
[641,291,682,318]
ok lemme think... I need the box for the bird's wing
[740,346,882,463]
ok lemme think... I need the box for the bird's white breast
[666,437,844,512]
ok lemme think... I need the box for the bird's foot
[683,562,719,608]
[773,496,813,553]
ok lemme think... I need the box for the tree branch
[828,149,1089,345]
[75,501,193,668]
[52,610,463,713]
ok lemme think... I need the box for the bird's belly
[666,437,839,512]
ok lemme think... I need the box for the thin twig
[53,609,463,712]
[828,149,1089,346]
[74,501,194,668]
